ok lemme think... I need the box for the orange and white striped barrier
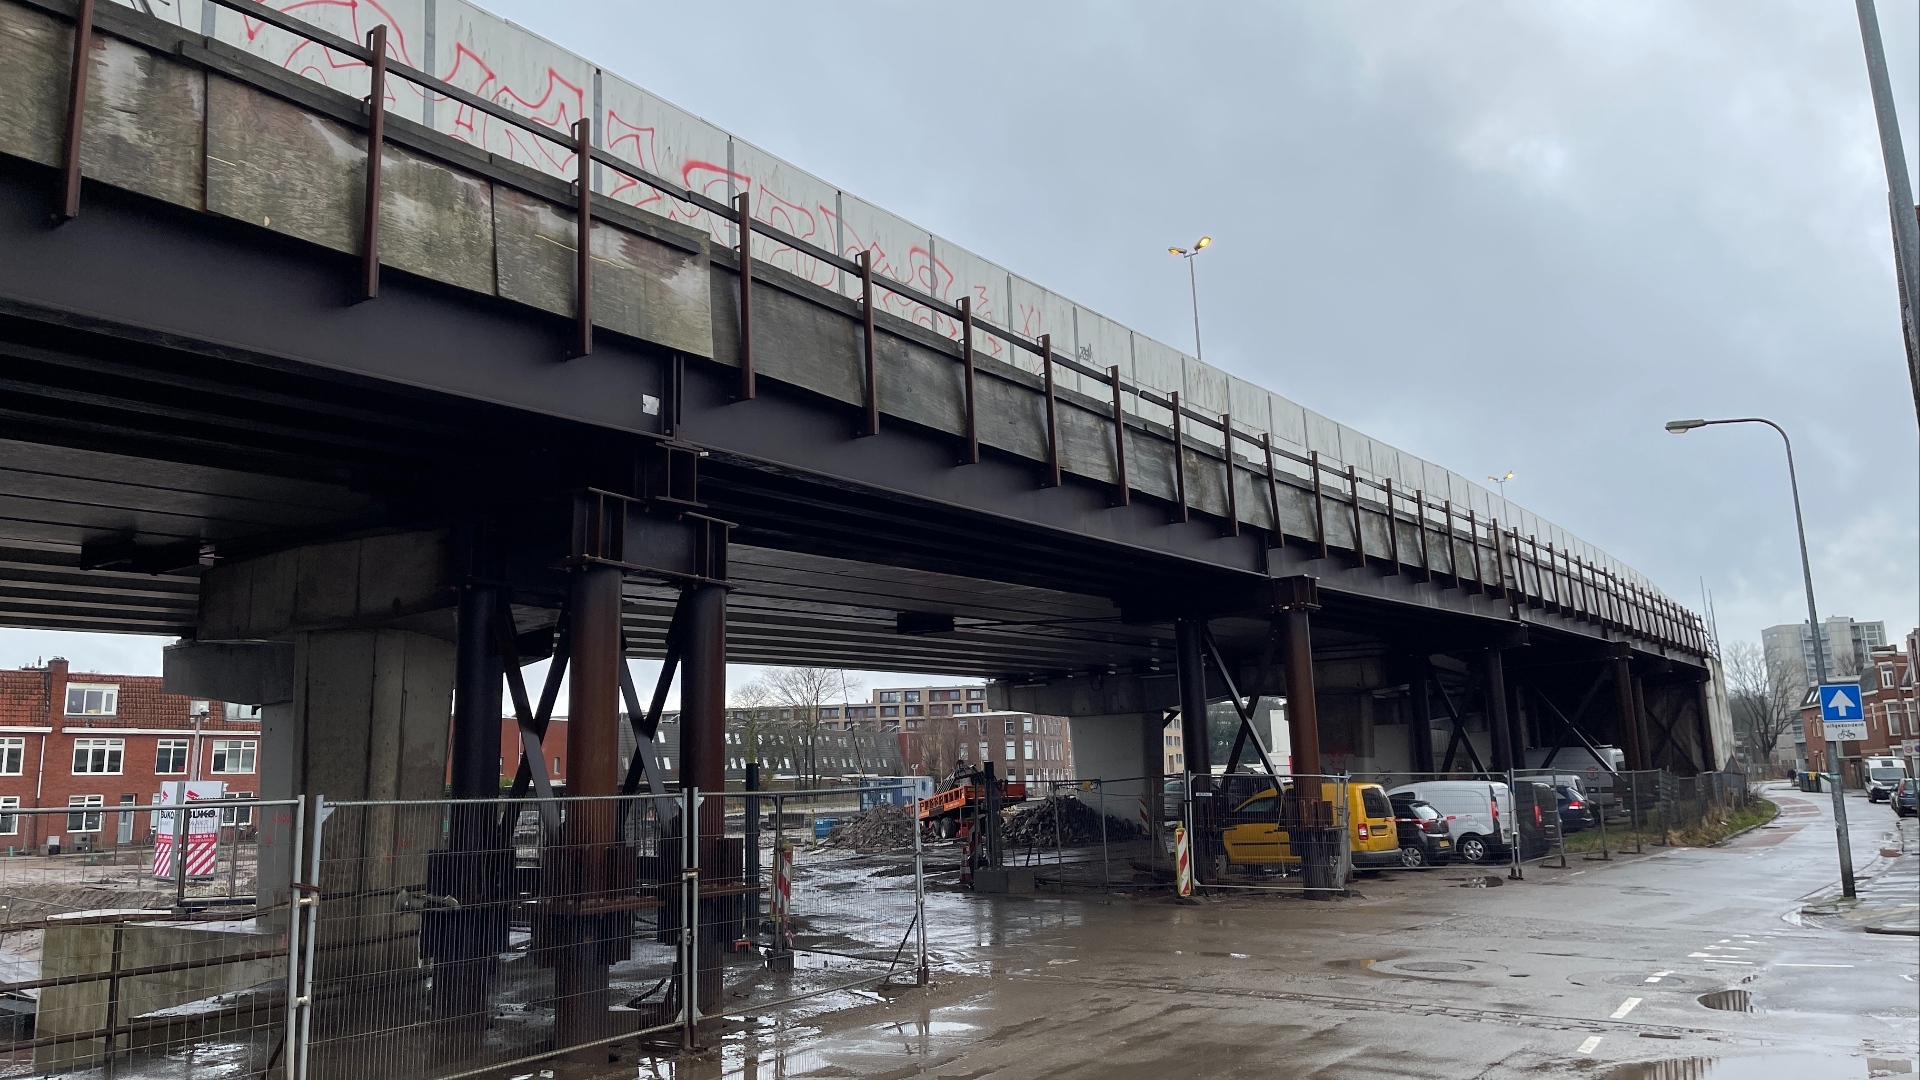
[771,840,795,948]
[1174,824,1192,897]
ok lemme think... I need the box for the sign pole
[1829,771,1856,899]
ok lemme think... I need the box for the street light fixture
[1487,470,1515,497]
[1169,236,1211,361]
[1666,415,1853,896]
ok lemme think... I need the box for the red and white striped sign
[771,840,794,948]
[1174,825,1192,898]
[152,832,218,878]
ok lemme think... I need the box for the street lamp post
[1666,416,1853,897]
[1168,237,1211,361]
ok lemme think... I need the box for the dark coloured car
[1554,784,1596,833]
[1892,779,1917,818]
[1388,794,1454,868]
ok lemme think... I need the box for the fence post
[1506,770,1523,881]
[298,795,328,1080]
[1593,783,1610,861]
[681,785,699,1050]
[283,797,307,1080]
[913,786,927,986]
[102,920,123,1076]
[172,780,189,910]
[1098,780,1109,889]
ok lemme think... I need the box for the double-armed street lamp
[1168,236,1211,361]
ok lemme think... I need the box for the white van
[1864,757,1910,802]
[1524,746,1624,806]
[1387,780,1515,864]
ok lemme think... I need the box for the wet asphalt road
[631,783,1917,1080]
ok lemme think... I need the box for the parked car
[1891,778,1917,818]
[1865,757,1910,802]
[1388,794,1453,867]
[1554,783,1596,833]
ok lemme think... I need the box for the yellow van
[1219,781,1400,869]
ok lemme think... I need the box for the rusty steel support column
[1613,646,1645,771]
[679,581,728,1014]
[56,0,94,222]
[1171,392,1189,522]
[1040,334,1060,487]
[437,581,505,1046]
[1108,366,1129,505]
[571,118,593,358]
[1174,617,1211,885]
[1408,658,1436,774]
[735,191,754,400]
[858,250,877,437]
[1485,649,1514,773]
[961,298,978,464]
[357,24,387,302]
[1276,583,1333,896]
[1220,413,1239,536]
[555,563,621,1054]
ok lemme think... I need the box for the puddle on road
[1696,988,1752,1012]
[1605,1054,1915,1079]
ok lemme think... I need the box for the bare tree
[757,668,855,787]
[730,679,773,766]
[1726,641,1802,763]
[917,717,962,785]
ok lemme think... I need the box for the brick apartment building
[0,658,263,851]
[1801,641,1916,785]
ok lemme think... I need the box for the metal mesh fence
[0,799,301,1079]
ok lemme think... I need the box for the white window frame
[155,739,190,776]
[210,739,257,775]
[0,737,22,776]
[68,794,105,833]
[220,792,254,827]
[72,738,124,775]
[0,796,16,835]
[64,684,118,717]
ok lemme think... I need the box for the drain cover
[1698,988,1754,1012]
[1397,961,1474,973]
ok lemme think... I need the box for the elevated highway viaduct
[0,0,1727,1050]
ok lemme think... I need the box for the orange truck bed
[916,783,1026,819]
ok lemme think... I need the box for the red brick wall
[497,717,567,785]
[0,659,263,849]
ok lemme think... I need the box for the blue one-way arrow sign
[1818,684,1862,722]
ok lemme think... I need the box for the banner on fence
[151,781,224,880]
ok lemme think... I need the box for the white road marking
[1610,997,1642,1019]
[1777,963,1853,968]
[1700,959,1753,965]
[1644,969,1674,983]
[1577,1036,1603,1054]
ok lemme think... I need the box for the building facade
[0,658,263,851]
[898,710,1073,783]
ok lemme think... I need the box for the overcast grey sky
[4,0,1916,685]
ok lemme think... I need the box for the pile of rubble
[1004,794,1144,846]
[824,803,917,851]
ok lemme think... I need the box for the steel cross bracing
[0,0,1708,678]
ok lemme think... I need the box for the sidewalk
[1801,814,1919,936]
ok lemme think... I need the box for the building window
[0,738,22,776]
[64,684,118,717]
[1024,740,1035,760]
[967,689,984,700]
[68,795,104,833]
[880,706,898,718]
[930,704,949,716]
[1004,719,1017,735]
[905,705,922,716]
[979,742,989,761]
[967,703,982,713]
[155,739,190,775]
[1023,717,1034,733]
[879,692,901,704]
[958,718,969,731]
[905,691,920,703]
[220,792,254,827]
[1881,667,1896,689]
[553,757,562,776]
[0,797,16,835]
[224,702,262,722]
[72,738,123,775]
[958,744,969,760]
[1005,740,1017,760]
[210,740,257,775]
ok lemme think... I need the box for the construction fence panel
[1184,773,1352,898]
[722,784,926,1010]
[1347,771,1563,875]
[0,799,301,1079]
[302,793,685,1080]
[1003,779,1159,891]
